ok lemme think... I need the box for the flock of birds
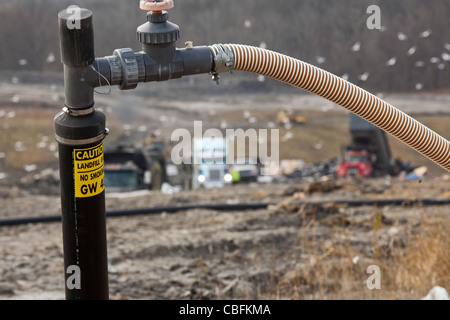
[313,28,450,91]
[3,20,450,175]
[238,23,450,146]
[243,18,449,92]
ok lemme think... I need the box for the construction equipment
[337,113,400,177]
[192,137,233,189]
[336,149,373,178]
[276,107,307,126]
[104,144,166,191]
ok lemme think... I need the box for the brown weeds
[263,206,449,300]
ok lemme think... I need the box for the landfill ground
[0,177,449,300]
[0,77,449,300]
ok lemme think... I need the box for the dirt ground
[0,176,449,300]
[0,76,449,300]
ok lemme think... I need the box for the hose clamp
[209,44,234,74]
[62,106,94,116]
[55,128,109,146]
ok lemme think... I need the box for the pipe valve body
[87,10,214,89]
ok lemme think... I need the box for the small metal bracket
[210,71,220,85]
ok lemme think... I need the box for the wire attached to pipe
[209,44,450,173]
[91,59,111,95]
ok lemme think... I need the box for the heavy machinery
[336,149,373,178]
[104,144,166,192]
[337,113,399,178]
[192,137,233,189]
[276,107,307,126]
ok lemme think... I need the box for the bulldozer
[276,107,307,126]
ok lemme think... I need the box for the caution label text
[74,143,104,198]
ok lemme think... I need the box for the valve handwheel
[140,0,174,11]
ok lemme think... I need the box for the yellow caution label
[74,143,104,198]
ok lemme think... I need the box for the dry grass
[277,123,349,163]
[390,216,450,295]
[0,107,56,169]
[0,106,124,169]
[262,207,449,300]
[210,108,351,163]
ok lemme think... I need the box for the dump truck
[104,144,166,192]
[336,149,373,178]
[337,113,400,178]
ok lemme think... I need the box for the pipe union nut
[113,48,140,90]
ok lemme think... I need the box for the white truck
[192,137,232,189]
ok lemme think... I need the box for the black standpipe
[56,9,109,300]
[55,4,225,299]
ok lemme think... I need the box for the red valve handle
[140,0,174,11]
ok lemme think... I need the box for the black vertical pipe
[57,8,109,300]
[56,138,109,300]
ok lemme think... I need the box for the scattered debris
[303,180,341,195]
[23,164,37,173]
[161,182,181,194]
[422,286,450,300]
[406,166,428,180]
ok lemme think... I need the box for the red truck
[336,150,373,178]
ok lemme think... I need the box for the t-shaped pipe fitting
[58,8,96,110]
